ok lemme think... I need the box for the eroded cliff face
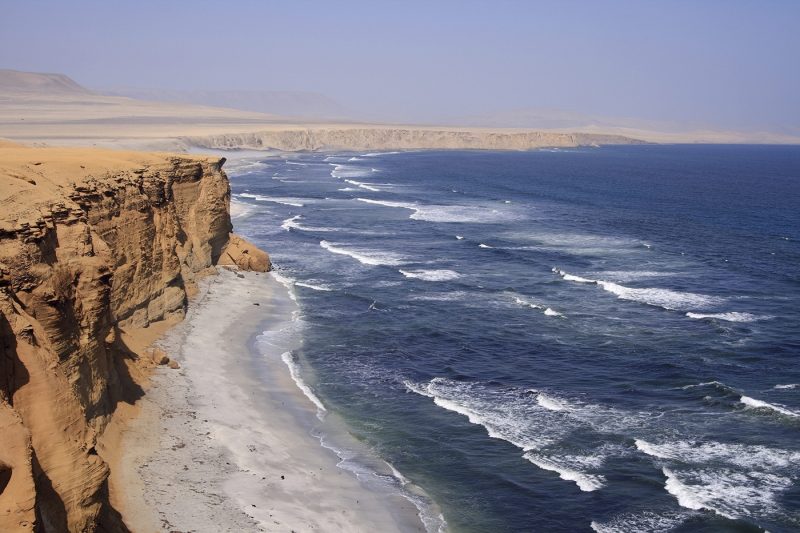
[186,127,644,152]
[0,142,268,532]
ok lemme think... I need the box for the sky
[1,0,799,132]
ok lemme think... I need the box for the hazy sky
[2,0,799,131]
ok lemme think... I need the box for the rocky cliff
[0,141,268,532]
[186,127,644,152]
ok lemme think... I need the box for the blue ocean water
[229,145,800,533]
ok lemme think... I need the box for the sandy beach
[111,269,429,532]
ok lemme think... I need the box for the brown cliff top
[0,141,225,223]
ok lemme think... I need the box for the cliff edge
[186,127,644,152]
[0,141,268,532]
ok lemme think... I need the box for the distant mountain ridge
[0,68,92,94]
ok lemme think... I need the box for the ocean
[228,145,800,532]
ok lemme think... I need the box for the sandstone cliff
[186,127,644,152]
[0,141,268,532]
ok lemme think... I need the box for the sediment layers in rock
[186,127,644,152]
[0,142,268,532]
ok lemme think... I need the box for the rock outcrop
[0,142,268,532]
[186,127,644,152]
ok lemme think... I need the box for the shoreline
[113,268,431,532]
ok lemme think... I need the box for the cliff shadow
[32,451,68,533]
[85,326,146,424]
[109,327,145,407]
[96,478,131,533]
[0,309,30,404]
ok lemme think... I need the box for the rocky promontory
[0,141,268,531]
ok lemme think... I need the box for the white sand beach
[111,269,429,532]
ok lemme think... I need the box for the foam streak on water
[553,268,725,311]
[319,240,407,266]
[399,269,461,281]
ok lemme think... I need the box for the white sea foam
[330,164,373,179]
[316,435,447,533]
[740,395,799,418]
[523,453,605,492]
[362,151,402,157]
[319,240,406,266]
[384,461,411,486]
[686,312,768,322]
[280,351,326,416]
[635,439,800,470]
[635,438,799,521]
[280,215,335,233]
[591,271,675,282]
[661,467,791,520]
[478,243,493,249]
[515,231,640,251]
[536,393,574,411]
[404,378,611,492]
[223,159,269,175]
[399,269,461,281]
[455,235,465,240]
[269,271,298,303]
[590,511,690,533]
[357,198,414,209]
[513,296,543,310]
[356,198,519,223]
[295,281,334,291]
[238,193,305,207]
[775,384,798,389]
[553,268,722,311]
[229,199,254,220]
[552,267,595,283]
[281,215,302,231]
[510,295,564,317]
[412,206,516,223]
[410,291,473,302]
[678,380,731,391]
[663,467,721,515]
[344,179,381,191]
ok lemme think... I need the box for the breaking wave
[239,193,306,207]
[740,395,799,418]
[686,312,769,322]
[404,378,610,492]
[357,198,520,223]
[635,439,799,521]
[320,240,406,266]
[399,269,461,281]
[280,351,326,416]
[553,268,723,311]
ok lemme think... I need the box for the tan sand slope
[0,141,267,531]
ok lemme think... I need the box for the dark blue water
[229,146,800,532]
